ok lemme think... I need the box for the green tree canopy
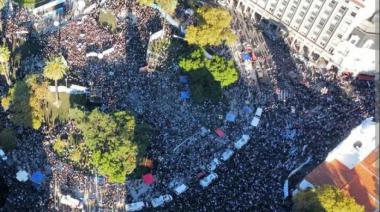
[179,48,238,87]
[138,0,178,15]
[99,10,117,33]
[68,108,140,183]
[293,185,365,212]
[0,44,12,86]
[185,7,237,46]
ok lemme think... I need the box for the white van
[173,184,188,195]
[200,173,218,188]
[251,116,260,127]
[221,148,234,161]
[125,202,146,211]
[255,107,263,117]
[151,194,173,208]
[208,158,221,171]
[60,195,83,209]
[234,134,250,150]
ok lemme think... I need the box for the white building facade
[226,0,377,72]
[332,11,378,76]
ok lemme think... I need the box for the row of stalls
[125,107,264,211]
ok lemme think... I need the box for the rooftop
[303,118,379,211]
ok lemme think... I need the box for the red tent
[215,128,225,138]
[142,173,154,185]
[252,52,257,61]
[356,74,374,81]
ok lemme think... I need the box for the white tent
[77,0,86,11]
[86,52,98,57]
[16,170,29,182]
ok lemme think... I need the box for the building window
[349,35,360,45]
[353,141,362,149]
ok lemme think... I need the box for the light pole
[53,13,62,53]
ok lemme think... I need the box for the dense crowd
[0,1,376,212]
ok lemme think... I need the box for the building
[295,117,379,212]
[226,0,377,71]
[332,11,379,77]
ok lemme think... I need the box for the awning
[356,74,375,81]
[140,158,153,168]
[225,112,237,122]
[243,106,253,114]
[16,170,29,182]
[31,171,45,185]
[215,128,225,138]
[242,53,251,61]
[252,52,257,61]
[143,173,155,185]
[180,91,190,100]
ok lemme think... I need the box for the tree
[43,56,68,105]
[5,75,48,129]
[0,44,12,86]
[68,108,139,183]
[137,0,177,15]
[53,138,67,156]
[293,185,365,212]
[179,47,238,87]
[25,74,48,129]
[99,10,117,33]
[185,7,237,46]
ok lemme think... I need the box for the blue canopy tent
[242,53,251,61]
[180,91,190,100]
[31,171,45,185]
[225,112,237,122]
[179,76,188,84]
[243,106,253,114]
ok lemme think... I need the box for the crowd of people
[0,1,376,211]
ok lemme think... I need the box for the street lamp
[53,13,62,53]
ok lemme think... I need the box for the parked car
[173,184,188,195]
[251,116,260,127]
[255,107,263,117]
[234,134,250,149]
[151,194,173,208]
[208,158,221,171]
[125,201,146,211]
[60,195,83,209]
[200,173,218,188]
[220,148,234,161]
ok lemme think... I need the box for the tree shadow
[0,77,52,211]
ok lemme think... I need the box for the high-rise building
[227,0,377,73]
